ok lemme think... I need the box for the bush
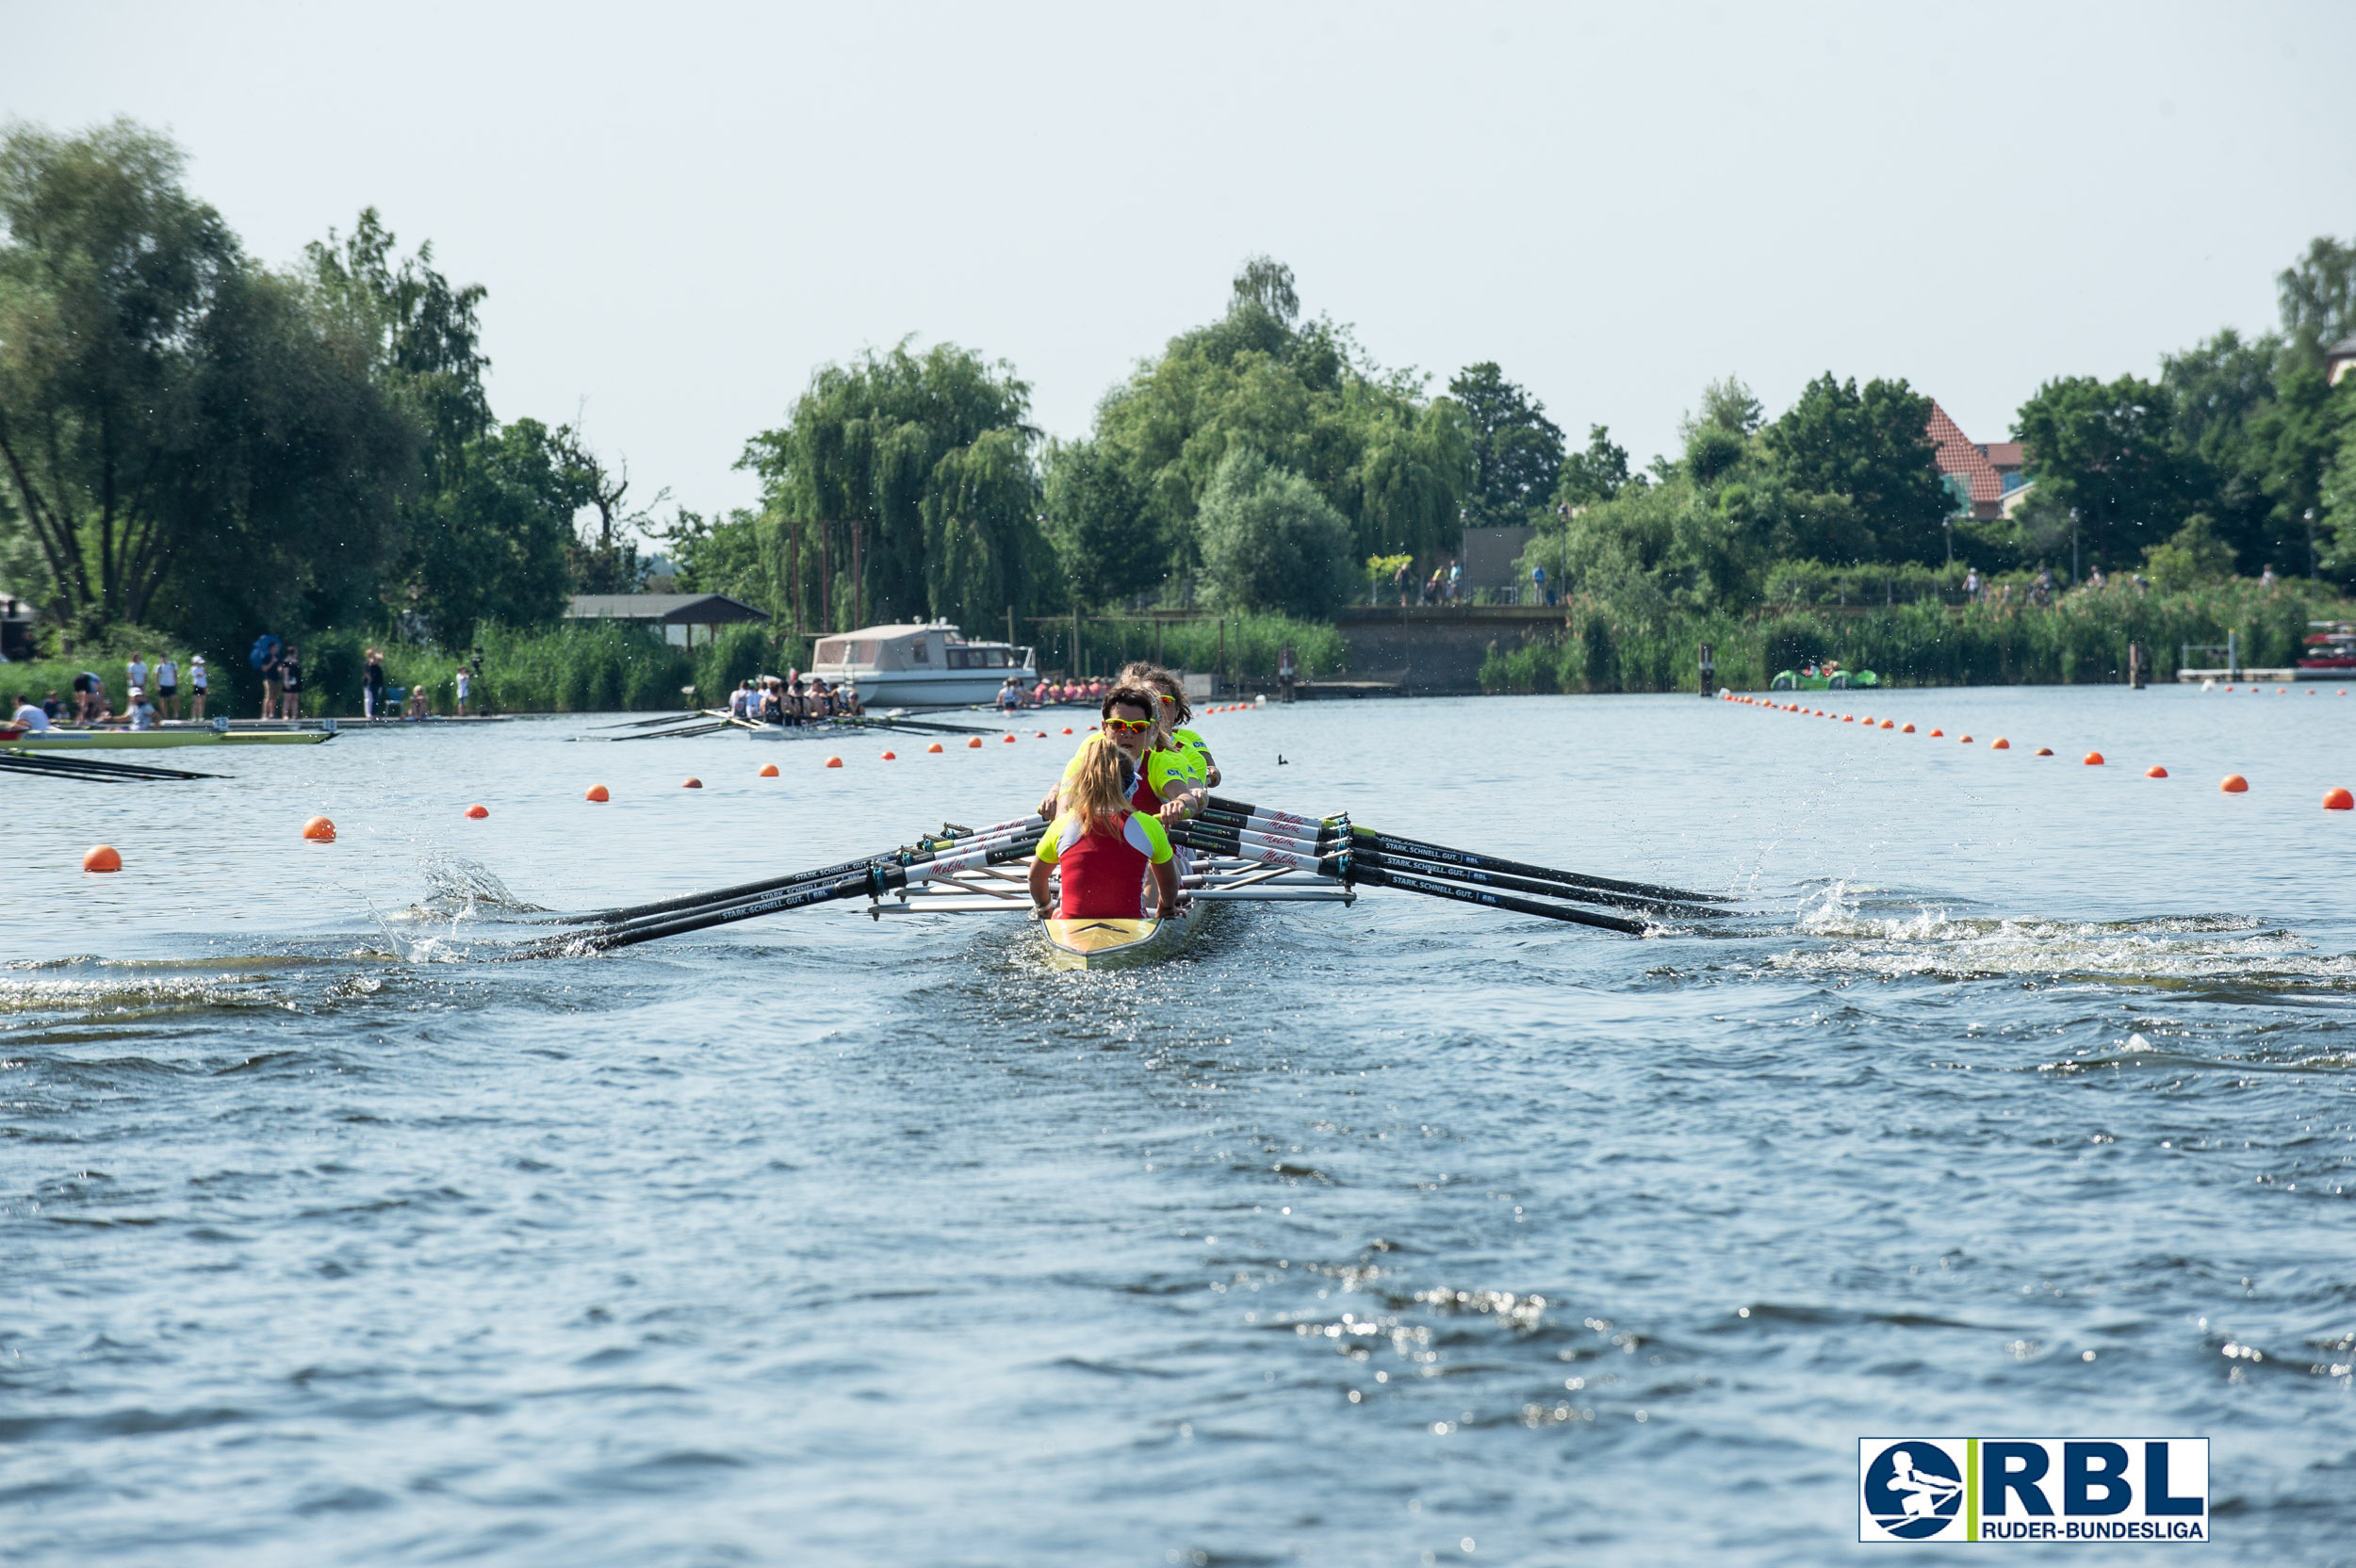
[1197,449,1358,619]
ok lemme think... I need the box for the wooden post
[818,521,833,635]
[1698,642,1715,696]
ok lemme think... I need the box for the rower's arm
[1027,858,1054,914]
[1150,858,1179,918]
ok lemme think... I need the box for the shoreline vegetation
[4,120,2352,713]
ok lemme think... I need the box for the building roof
[1981,441,2024,471]
[564,593,771,625]
[1926,402,2004,506]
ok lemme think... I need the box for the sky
[11,1,2355,532]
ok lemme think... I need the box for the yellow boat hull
[10,728,333,749]
[1040,902,1205,971]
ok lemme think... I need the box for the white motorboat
[807,622,1036,709]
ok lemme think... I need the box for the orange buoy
[2224,685,2234,692]
[825,756,843,768]
[83,844,123,873]
[1900,723,1915,733]
[681,777,702,789]
[2277,687,2287,694]
[880,750,897,760]
[927,742,944,753]
[1842,715,1854,724]
[1880,720,1893,729]
[2084,752,2104,765]
[759,762,779,777]
[2035,747,2053,756]
[968,737,984,748]
[1002,733,1018,743]
[585,784,610,802]
[1035,731,1047,739]
[302,815,337,841]
[1929,728,1943,737]
[464,804,489,818]
[1061,727,1073,734]
[2221,775,2249,792]
[2326,787,2354,810]
[1991,738,2009,749]
[1958,735,1974,743]
[2145,766,2168,778]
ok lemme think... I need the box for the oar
[553,814,1044,927]
[1341,861,1649,936]
[0,749,223,781]
[1177,820,1721,918]
[527,832,1045,956]
[1203,796,1735,906]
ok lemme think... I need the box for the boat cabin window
[814,639,845,664]
[910,640,927,662]
[944,646,1010,669]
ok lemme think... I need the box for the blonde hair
[1066,732,1132,829]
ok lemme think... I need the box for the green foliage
[1481,579,2340,694]
[740,338,1045,635]
[2278,237,2356,373]
[1761,373,1947,563]
[2142,514,2237,591]
[1557,424,1631,507]
[1196,449,1358,618]
[410,417,586,641]
[1044,438,1161,606]
[659,507,771,602]
[1086,257,1469,583]
[1448,362,1563,528]
[1033,611,1346,685]
[2013,373,2189,570]
[0,121,406,639]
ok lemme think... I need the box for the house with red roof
[1927,401,2031,520]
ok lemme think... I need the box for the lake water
[5,687,2353,1565]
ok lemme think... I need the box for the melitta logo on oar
[1857,1437,2207,1544]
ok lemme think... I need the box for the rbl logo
[1858,1438,2208,1544]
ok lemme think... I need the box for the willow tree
[739,339,1049,633]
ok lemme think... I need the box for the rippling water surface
[5,688,2353,1564]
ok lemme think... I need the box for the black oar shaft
[1183,824,1713,918]
[576,821,1034,925]
[1348,826,1734,905]
[1342,861,1648,935]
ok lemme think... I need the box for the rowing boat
[1040,902,1207,970]
[9,728,335,749]
[860,847,1352,968]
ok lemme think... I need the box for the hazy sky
[13,2,2355,530]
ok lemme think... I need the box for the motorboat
[806,622,1036,708]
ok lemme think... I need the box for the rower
[1121,662,1221,790]
[1028,730,1180,922]
[1039,682,1203,827]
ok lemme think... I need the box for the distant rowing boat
[7,727,334,749]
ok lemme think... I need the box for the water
[4,687,2353,1565]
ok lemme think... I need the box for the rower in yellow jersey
[1120,662,1221,790]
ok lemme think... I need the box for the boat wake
[1780,882,2356,991]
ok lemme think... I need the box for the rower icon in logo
[1862,1441,1964,1539]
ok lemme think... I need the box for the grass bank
[1479,580,2346,694]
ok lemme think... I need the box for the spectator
[125,686,158,730]
[41,690,61,721]
[12,692,51,731]
[362,647,385,720]
[406,682,431,719]
[71,669,103,722]
[155,653,179,719]
[127,652,148,697]
[188,654,207,721]
[454,663,470,716]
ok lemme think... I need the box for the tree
[1044,438,1162,605]
[1760,373,1948,564]
[2013,374,2193,571]
[408,417,587,640]
[1196,448,1357,618]
[2278,235,2356,373]
[1558,424,1630,507]
[0,119,241,630]
[2142,514,2236,591]
[1448,362,1563,529]
[741,338,1045,633]
[1088,257,1468,580]
[0,122,408,641]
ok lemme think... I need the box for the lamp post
[2070,509,2079,585]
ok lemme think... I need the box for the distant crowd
[7,650,211,733]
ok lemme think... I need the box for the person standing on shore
[454,663,470,716]
[279,645,303,721]
[155,654,179,719]
[188,654,207,720]
[127,653,148,704]
[363,648,385,720]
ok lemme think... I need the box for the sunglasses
[1157,692,1177,704]
[1102,717,1153,735]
